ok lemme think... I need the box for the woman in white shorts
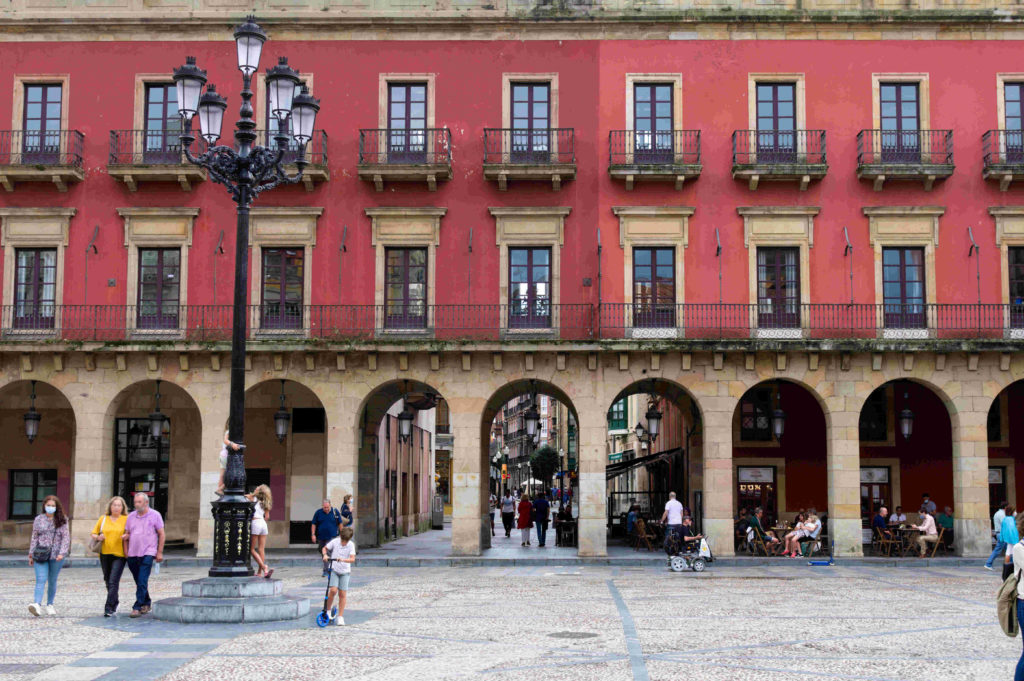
[246,484,273,578]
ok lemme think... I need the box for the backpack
[998,545,1022,637]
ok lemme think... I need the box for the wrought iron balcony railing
[109,129,208,165]
[0,129,84,167]
[358,128,451,166]
[856,129,953,166]
[2,304,1021,343]
[254,129,328,166]
[731,129,827,166]
[609,130,701,166]
[483,128,575,165]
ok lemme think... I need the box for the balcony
[856,129,954,191]
[108,130,207,191]
[608,130,701,190]
[731,130,827,191]
[3,303,1021,345]
[983,130,1024,191]
[483,128,576,191]
[255,129,328,191]
[0,130,84,192]
[358,128,452,191]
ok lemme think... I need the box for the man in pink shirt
[122,492,165,618]
[912,507,939,558]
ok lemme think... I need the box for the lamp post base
[209,496,255,578]
[154,577,310,623]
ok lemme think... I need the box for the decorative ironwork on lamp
[273,379,290,443]
[398,381,415,443]
[899,389,914,440]
[23,380,40,444]
[149,380,167,441]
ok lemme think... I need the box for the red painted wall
[0,38,1017,310]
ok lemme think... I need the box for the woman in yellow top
[90,496,128,617]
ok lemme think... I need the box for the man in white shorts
[321,526,355,626]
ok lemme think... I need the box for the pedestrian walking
[91,495,128,617]
[312,499,343,577]
[27,494,70,617]
[533,492,551,547]
[1005,505,1021,581]
[500,492,515,537]
[123,492,165,618]
[321,526,356,626]
[517,493,533,546]
[987,500,1008,571]
[660,491,685,540]
[489,493,497,537]
[1012,513,1024,680]
[340,494,355,528]
[246,484,273,578]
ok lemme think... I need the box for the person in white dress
[246,485,273,578]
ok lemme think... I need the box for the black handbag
[31,524,57,563]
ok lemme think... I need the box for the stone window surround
[117,207,198,335]
[996,73,1024,130]
[12,74,70,133]
[500,73,560,156]
[378,73,436,129]
[248,207,324,334]
[747,73,806,131]
[625,74,683,132]
[989,207,1024,312]
[254,72,315,133]
[871,73,931,131]
[489,206,570,333]
[863,206,942,329]
[737,206,818,335]
[612,206,694,323]
[365,207,447,318]
[0,207,75,332]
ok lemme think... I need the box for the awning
[605,447,682,479]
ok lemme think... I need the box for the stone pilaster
[826,393,863,556]
[450,407,484,556]
[68,380,117,557]
[576,397,607,557]
[700,400,735,557]
[953,397,992,557]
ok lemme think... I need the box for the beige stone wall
[0,346,1014,558]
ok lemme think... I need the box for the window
[22,84,62,164]
[608,399,627,431]
[882,247,926,328]
[757,247,800,329]
[114,418,170,517]
[739,387,773,441]
[1006,82,1024,162]
[508,247,550,328]
[13,248,56,329]
[988,401,1003,443]
[137,248,180,330]
[633,247,675,328]
[880,83,920,163]
[261,247,304,329]
[755,82,796,162]
[511,82,550,163]
[633,83,673,163]
[436,398,450,435]
[8,469,56,519]
[1010,247,1024,327]
[387,82,427,163]
[859,389,888,442]
[384,247,427,329]
[143,84,181,163]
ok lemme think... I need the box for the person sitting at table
[872,506,892,539]
[780,513,807,557]
[911,507,939,558]
[625,505,639,537]
[936,506,954,548]
[749,507,781,553]
[734,509,750,550]
[794,510,823,557]
[890,506,907,525]
[554,503,574,547]
[793,508,806,526]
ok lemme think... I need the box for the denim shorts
[328,571,350,590]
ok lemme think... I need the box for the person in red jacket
[517,493,533,546]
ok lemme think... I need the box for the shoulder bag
[88,516,105,554]
[32,523,57,563]
[997,542,1024,637]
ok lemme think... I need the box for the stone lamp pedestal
[154,576,309,623]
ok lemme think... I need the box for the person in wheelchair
[665,515,703,555]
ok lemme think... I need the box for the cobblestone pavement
[0,562,1007,681]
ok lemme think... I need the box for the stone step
[181,576,283,598]
[154,593,310,623]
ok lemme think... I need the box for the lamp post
[173,16,320,578]
[23,380,40,444]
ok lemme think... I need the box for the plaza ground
[0,556,1008,681]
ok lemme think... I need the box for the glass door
[634,83,673,164]
[757,247,800,329]
[143,84,181,164]
[882,247,926,329]
[114,418,170,517]
[632,247,675,328]
[755,83,796,163]
[880,83,920,163]
[387,83,427,164]
[22,84,62,164]
[510,83,550,164]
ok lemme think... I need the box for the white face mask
[44,506,56,514]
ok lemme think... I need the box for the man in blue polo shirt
[311,498,343,577]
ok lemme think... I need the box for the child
[214,430,241,498]
[321,526,355,626]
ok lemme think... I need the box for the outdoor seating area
[734,508,830,559]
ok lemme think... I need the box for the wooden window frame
[8,468,57,520]
[0,208,74,334]
[871,73,930,131]
[12,247,57,329]
[136,246,181,330]
[12,75,69,133]
[260,246,305,330]
[508,246,552,329]
[383,246,428,330]
[748,73,805,131]
[756,246,801,330]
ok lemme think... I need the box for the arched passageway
[0,380,76,549]
[988,381,1024,518]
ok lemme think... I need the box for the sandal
[264,568,274,579]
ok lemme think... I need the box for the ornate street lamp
[273,380,290,444]
[173,16,320,578]
[899,390,915,440]
[771,383,786,441]
[398,381,415,443]
[149,380,167,441]
[645,400,662,441]
[633,421,646,442]
[23,380,40,444]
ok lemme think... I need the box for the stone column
[826,391,864,557]
[701,400,735,557]
[324,392,358,516]
[450,406,484,556]
[68,391,111,557]
[576,398,607,557]
[953,396,991,557]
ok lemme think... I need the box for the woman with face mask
[28,495,70,616]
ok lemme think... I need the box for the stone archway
[0,380,76,549]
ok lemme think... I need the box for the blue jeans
[32,558,63,605]
[536,522,548,546]
[1016,599,1024,681]
[988,540,1008,568]
[126,555,155,610]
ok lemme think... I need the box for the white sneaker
[336,616,345,626]
[28,603,41,617]
[45,605,56,616]
[984,564,994,571]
